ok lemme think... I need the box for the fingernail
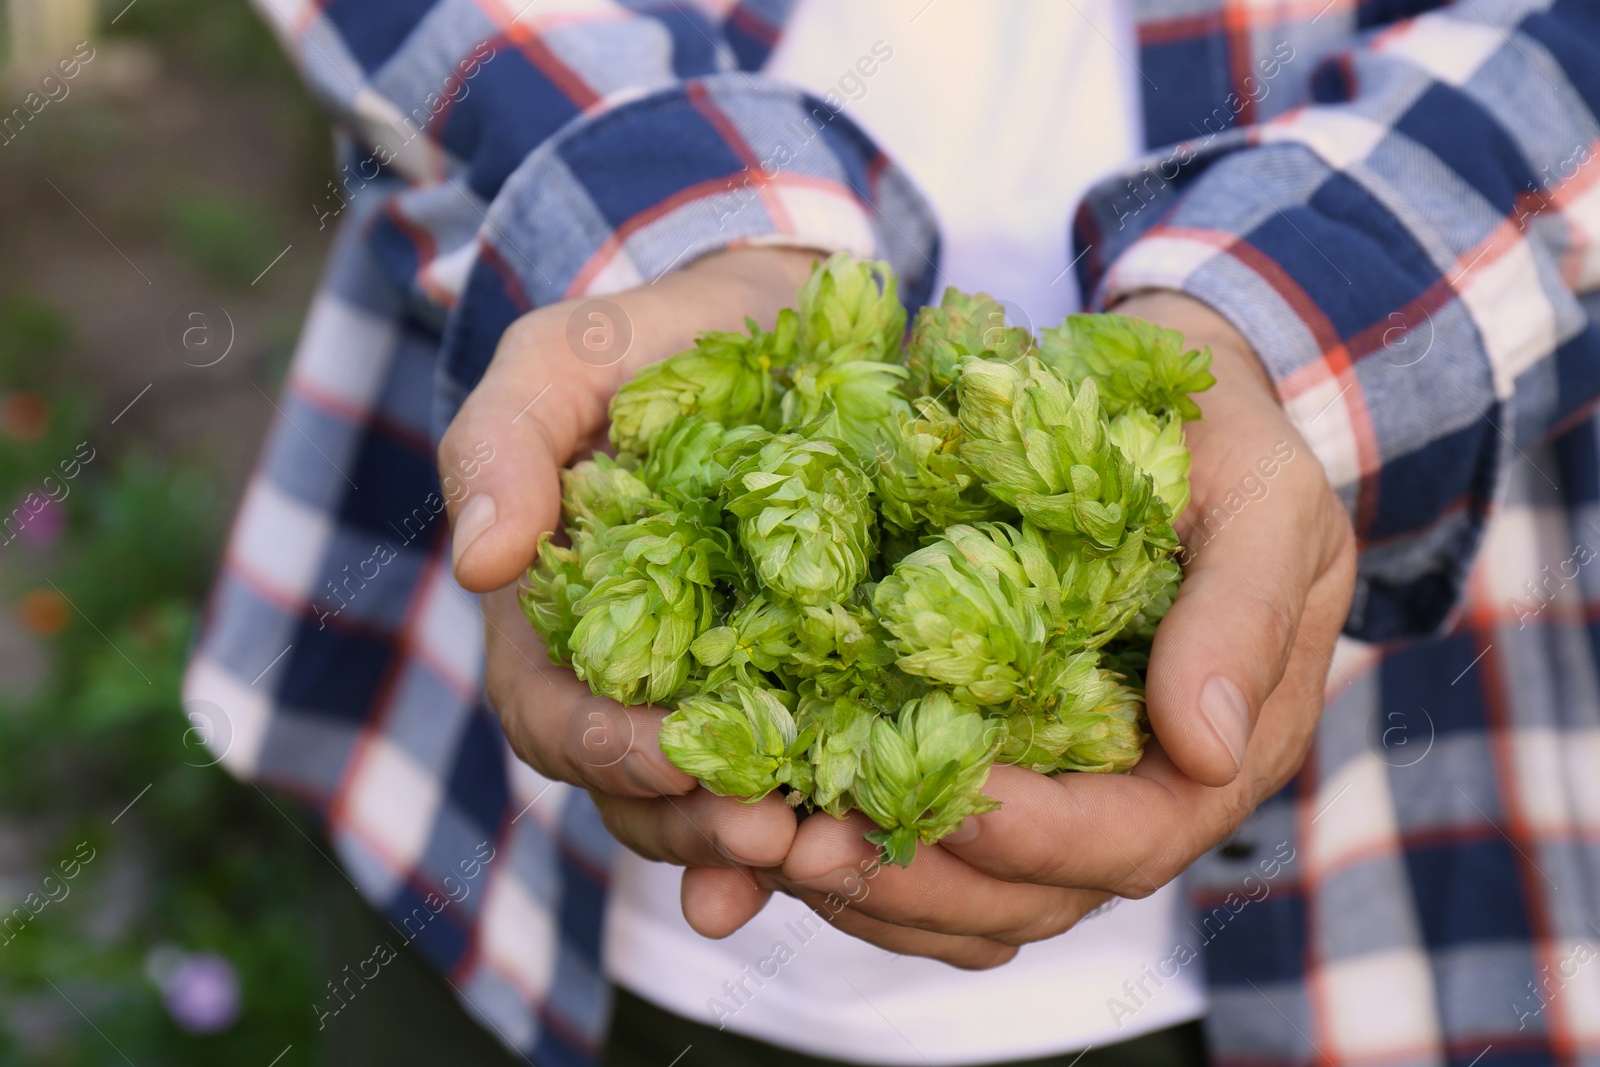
[942,816,980,846]
[1199,675,1251,772]
[450,493,496,572]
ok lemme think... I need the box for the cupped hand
[686,290,1357,963]
[442,246,818,887]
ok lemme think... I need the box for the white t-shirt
[604,2,1207,1062]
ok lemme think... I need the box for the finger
[484,585,694,797]
[937,763,1211,898]
[439,313,614,593]
[593,787,798,870]
[1224,550,1358,784]
[773,880,1019,970]
[780,812,1104,945]
[1148,429,1322,786]
[441,249,816,593]
[681,866,774,939]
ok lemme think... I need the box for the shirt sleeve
[248,0,938,417]
[1075,0,1600,641]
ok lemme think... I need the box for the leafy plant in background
[0,297,322,1067]
[164,193,284,289]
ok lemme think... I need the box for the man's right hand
[438,246,817,930]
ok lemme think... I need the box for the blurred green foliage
[165,194,282,287]
[0,297,322,1065]
[99,0,289,83]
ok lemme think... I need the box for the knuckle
[564,701,636,775]
[1113,873,1159,900]
[437,417,478,482]
[496,310,547,361]
[593,796,658,861]
[487,677,577,785]
[662,801,719,864]
[1121,842,1188,898]
[998,895,1081,946]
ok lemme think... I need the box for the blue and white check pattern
[185,1,1600,1063]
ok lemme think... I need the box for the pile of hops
[522,254,1213,865]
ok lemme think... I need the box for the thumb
[1143,452,1313,787]
[441,247,821,592]
[439,316,611,593]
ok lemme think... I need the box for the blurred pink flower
[16,498,64,547]
[160,952,241,1034]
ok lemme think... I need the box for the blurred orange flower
[0,393,50,441]
[17,589,69,636]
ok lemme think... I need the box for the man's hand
[441,246,818,892]
[686,291,1357,964]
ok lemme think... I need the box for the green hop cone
[520,532,591,664]
[569,510,733,705]
[1106,408,1193,518]
[875,396,1003,534]
[1049,529,1171,648]
[997,650,1148,774]
[639,415,769,520]
[780,358,911,463]
[957,358,1166,551]
[1120,556,1181,643]
[688,595,801,689]
[560,454,656,531]
[852,690,1001,866]
[790,588,902,702]
[795,687,878,817]
[795,253,906,365]
[608,314,793,455]
[659,683,816,802]
[954,355,1073,501]
[873,522,1063,708]
[902,287,1033,403]
[723,435,876,607]
[1037,313,1215,422]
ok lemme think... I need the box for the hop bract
[519,254,1214,866]
[780,358,910,464]
[560,454,655,531]
[796,689,877,817]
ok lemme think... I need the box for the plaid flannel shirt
[185,1,1600,1063]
